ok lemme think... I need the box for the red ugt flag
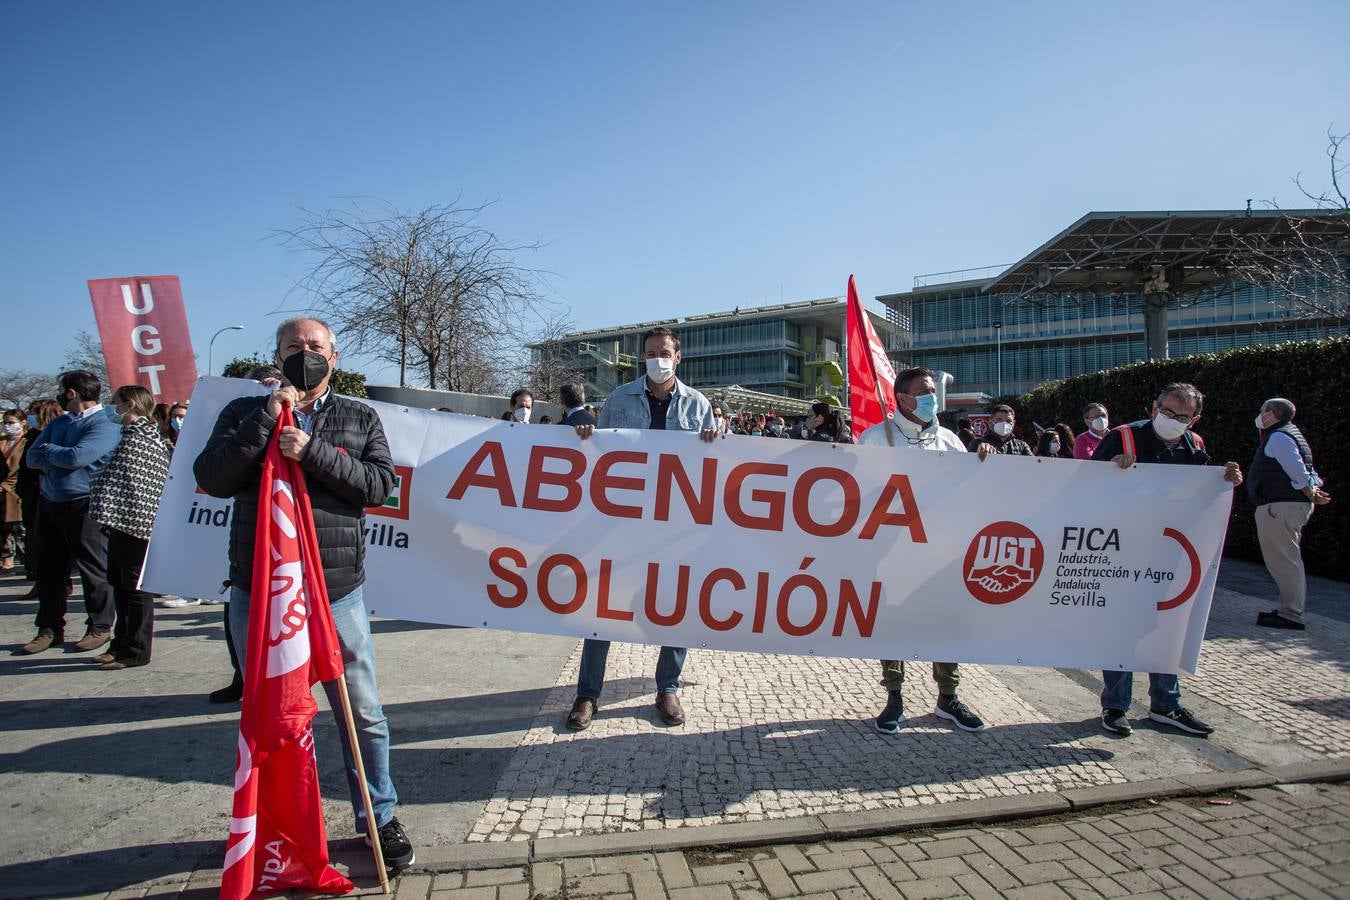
[220,405,352,900]
[87,276,198,402]
[846,275,897,441]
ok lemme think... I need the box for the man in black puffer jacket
[194,316,415,872]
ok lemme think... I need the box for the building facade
[532,298,902,411]
[879,272,1347,400]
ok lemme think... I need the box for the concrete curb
[403,765,1349,875]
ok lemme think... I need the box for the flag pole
[336,674,391,894]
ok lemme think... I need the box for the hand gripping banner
[145,378,1236,676]
[220,405,351,900]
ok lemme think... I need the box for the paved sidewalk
[0,558,1345,898]
[403,782,1350,899]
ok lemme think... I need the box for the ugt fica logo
[963,521,1044,605]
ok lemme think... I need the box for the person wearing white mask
[1249,397,1330,631]
[569,326,717,731]
[856,367,988,734]
[974,405,1033,457]
[509,389,533,424]
[1074,402,1110,460]
[1090,382,1243,738]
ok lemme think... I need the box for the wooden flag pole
[336,674,391,895]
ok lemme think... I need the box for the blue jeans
[577,639,685,701]
[230,585,397,834]
[1100,670,1181,714]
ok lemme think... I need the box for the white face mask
[645,357,676,383]
[512,406,530,424]
[1090,416,1108,433]
[992,420,1013,437]
[1048,441,1061,455]
[1152,412,1189,442]
[1254,413,1267,431]
[3,422,21,437]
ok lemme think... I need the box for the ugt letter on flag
[220,405,352,899]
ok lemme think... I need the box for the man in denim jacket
[566,326,717,731]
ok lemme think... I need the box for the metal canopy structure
[984,209,1346,359]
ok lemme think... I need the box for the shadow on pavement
[0,839,219,900]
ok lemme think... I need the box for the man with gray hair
[195,316,415,871]
[1250,397,1330,631]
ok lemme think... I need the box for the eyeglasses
[1157,405,1197,425]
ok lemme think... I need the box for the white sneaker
[159,597,202,608]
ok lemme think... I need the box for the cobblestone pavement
[1187,589,1350,759]
[402,781,1350,898]
[470,650,1125,841]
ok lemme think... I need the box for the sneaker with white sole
[1149,707,1213,735]
[935,695,987,732]
[1101,708,1132,736]
[159,597,201,608]
[875,690,906,734]
[365,817,415,873]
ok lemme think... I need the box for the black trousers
[106,529,153,664]
[33,496,114,637]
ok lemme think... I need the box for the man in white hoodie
[856,367,987,733]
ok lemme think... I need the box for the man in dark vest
[1091,382,1243,738]
[1249,398,1330,631]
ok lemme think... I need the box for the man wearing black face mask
[194,316,415,872]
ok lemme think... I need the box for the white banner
[143,378,1235,674]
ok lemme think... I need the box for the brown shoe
[100,660,130,670]
[92,652,116,664]
[655,692,685,727]
[73,630,111,652]
[565,697,596,731]
[20,632,59,654]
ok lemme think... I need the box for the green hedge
[1010,336,1347,580]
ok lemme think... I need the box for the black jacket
[193,394,395,600]
[560,407,597,428]
[975,432,1033,456]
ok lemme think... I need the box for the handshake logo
[963,521,1044,605]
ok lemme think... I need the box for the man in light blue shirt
[1249,398,1330,630]
[22,370,122,654]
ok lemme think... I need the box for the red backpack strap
[1114,424,1136,458]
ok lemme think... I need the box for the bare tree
[278,199,562,390]
[0,369,52,410]
[1223,128,1350,320]
[63,330,112,394]
[521,309,582,403]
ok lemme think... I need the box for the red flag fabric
[220,405,352,900]
[846,275,897,440]
[87,275,198,402]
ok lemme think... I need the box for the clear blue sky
[3,1,1347,385]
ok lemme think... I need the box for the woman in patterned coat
[87,385,171,669]
[1,409,27,571]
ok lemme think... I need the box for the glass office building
[879,272,1347,399]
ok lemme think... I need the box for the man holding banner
[857,367,987,734]
[193,316,415,871]
[1091,382,1243,737]
[567,326,717,731]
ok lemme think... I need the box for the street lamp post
[993,322,1003,399]
[208,325,246,376]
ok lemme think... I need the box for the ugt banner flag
[220,405,352,900]
[87,275,198,401]
[846,275,897,441]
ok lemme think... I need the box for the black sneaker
[366,816,415,872]
[875,690,905,734]
[1256,611,1305,630]
[1101,708,1132,736]
[1149,707,1214,736]
[935,695,986,732]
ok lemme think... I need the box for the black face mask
[281,350,331,392]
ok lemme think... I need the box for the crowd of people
[2,317,1330,876]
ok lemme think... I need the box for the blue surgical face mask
[105,406,124,423]
[26,415,38,430]
[912,393,939,423]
